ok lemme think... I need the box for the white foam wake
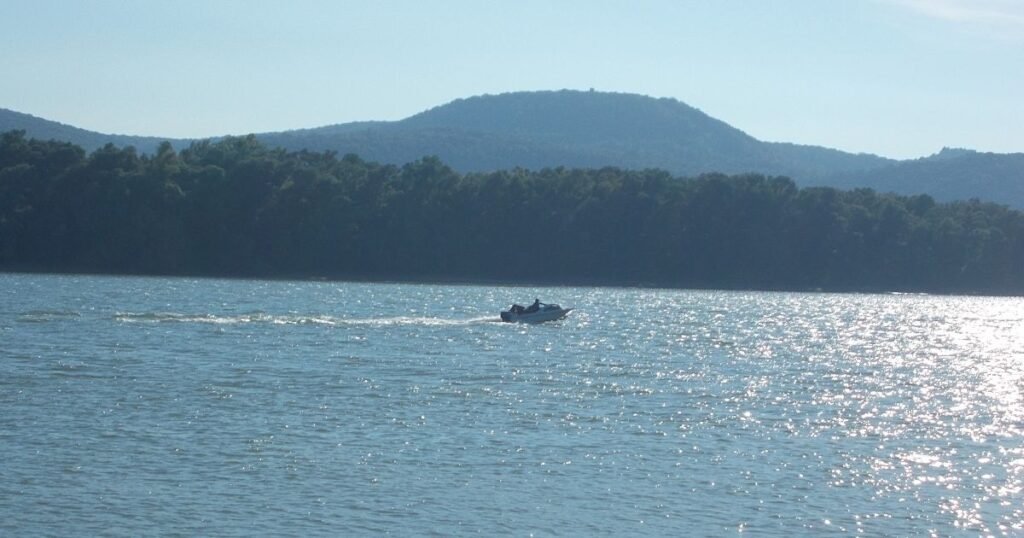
[113,312,500,326]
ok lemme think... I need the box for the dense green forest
[1,130,1022,294]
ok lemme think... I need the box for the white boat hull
[500,306,572,323]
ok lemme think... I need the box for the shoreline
[3,267,1020,298]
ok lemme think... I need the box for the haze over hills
[2,90,1022,207]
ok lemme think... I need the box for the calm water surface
[2,274,1022,536]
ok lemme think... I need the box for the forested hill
[821,148,1024,208]
[259,90,896,179]
[4,91,1022,208]
[2,131,1022,294]
[0,108,180,154]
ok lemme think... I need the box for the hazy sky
[1,0,1021,158]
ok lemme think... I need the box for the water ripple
[1,275,1022,535]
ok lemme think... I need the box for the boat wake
[113,312,500,327]
[16,310,83,323]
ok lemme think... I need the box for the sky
[1,0,1021,159]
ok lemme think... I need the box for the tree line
[1,130,1021,294]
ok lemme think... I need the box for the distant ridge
[2,90,1022,207]
[0,108,180,154]
[259,90,897,179]
[825,148,1024,206]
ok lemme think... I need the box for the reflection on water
[1,274,1022,536]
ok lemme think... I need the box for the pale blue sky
[1,0,1021,158]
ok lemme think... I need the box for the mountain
[2,90,1022,207]
[823,148,1024,205]
[0,108,181,154]
[258,91,897,179]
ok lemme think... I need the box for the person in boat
[525,298,541,313]
[511,304,525,314]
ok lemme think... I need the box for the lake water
[2,273,1022,536]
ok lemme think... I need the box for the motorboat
[500,301,572,323]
